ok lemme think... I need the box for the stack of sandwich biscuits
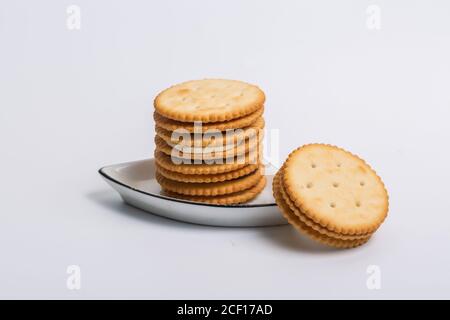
[153,79,266,205]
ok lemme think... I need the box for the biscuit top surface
[154,79,265,123]
[282,144,388,234]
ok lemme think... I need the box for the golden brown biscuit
[154,133,262,161]
[163,176,266,205]
[154,79,265,122]
[155,162,259,183]
[154,150,260,175]
[153,106,264,133]
[282,144,388,235]
[156,167,264,196]
[155,117,264,148]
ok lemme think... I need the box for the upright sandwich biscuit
[273,144,389,248]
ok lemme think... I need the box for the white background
[1,0,450,299]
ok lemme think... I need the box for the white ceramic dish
[99,159,287,227]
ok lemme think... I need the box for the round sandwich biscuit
[163,176,266,205]
[154,79,265,123]
[155,162,259,183]
[156,166,264,196]
[155,117,264,148]
[155,134,262,161]
[154,149,260,175]
[282,144,389,235]
[153,106,264,133]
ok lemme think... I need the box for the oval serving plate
[98,158,287,227]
